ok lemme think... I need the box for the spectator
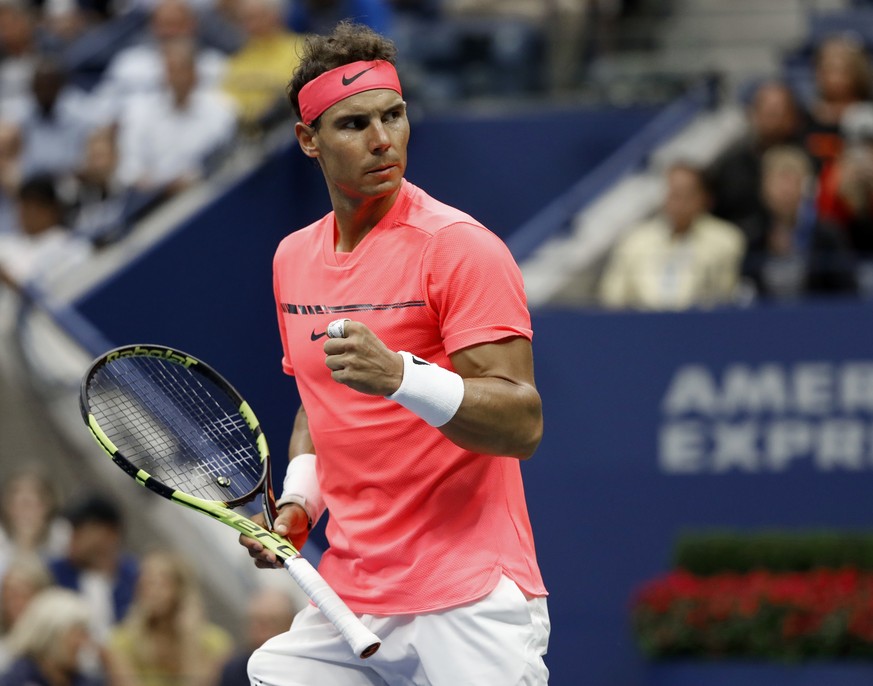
[105,550,233,686]
[599,162,746,310]
[0,467,70,579]
[441,0,583,95]
[803,34,873,171]
[817,102,873,258]
[0,2,38,118]
[741,145,857,300]
[707,80,805,227]
[48,494,139,645]
[92,0,229,122]
[221,0,305,131]
[404,0,544,98]
[289,0,394,36]
[0,174,91,290]
[217,586,297,686]
[0,588,104,686]
[40,0,91,54]
[2,56,95,179]
[0,554,55,669]
[115,38,237,194]
[0,122,19,236]
[64,125,128,240]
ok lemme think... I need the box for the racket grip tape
[283,556,381,659]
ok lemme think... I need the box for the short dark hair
[18,174,60,207]
[287,21,397,124]
[64,494,123,528]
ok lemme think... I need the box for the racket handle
[284,556,381,659]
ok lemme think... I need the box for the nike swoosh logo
[342,66,375,86]
[411,356,430,366]
[311,329,328,341]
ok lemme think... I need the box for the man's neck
[331,187,400,252]
[670,220,694,239]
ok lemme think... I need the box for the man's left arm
[441,336,542,459]
[324,324,542,460]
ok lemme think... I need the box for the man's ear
[295,121,319,159]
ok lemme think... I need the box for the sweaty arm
[324,322,543,459]
[441,337,542,459]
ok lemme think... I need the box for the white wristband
[385,351,465,427]
[276,453,325,528]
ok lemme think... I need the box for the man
[220,0,305,131]
[93,0,228,122]
[3,57,94,180]
[47,494,139,644]
[0,174,92,290]
[115,38,237,193]
[599,162,746,311]
[706,80,804,227]
[241,21,549,686]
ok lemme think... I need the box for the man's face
[663,167,707,232]
[18,198,60,236]
[751,85,798,147]
[69,522,120,568]
[151,0,195,41]
[303,89,409,202]
[163,47,196,102]
[32,68,64,112]
[816,42,862,102]
[239,0,275,38]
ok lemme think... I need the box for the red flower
[631,568,873,659]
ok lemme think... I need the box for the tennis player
[241,21,549,685]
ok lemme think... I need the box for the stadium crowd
[0,466,299,686]
[0,0,868,310]
[1,1,873,683]
[0,0,613,293]
[0,3,620,684]
[600,33,873,309]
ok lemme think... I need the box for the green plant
[673,531,873,575]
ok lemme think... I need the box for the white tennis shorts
[248,575,550,685]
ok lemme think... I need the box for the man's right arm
[273,404,318,545]
[238,404,314,568]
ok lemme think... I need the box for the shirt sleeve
[421,222,532,355]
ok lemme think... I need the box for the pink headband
[298,60,403,126]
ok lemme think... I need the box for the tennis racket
[79,343,381,659]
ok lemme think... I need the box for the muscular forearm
[440,376,543,459]
[435,336,543,459]
[324,322,544,460]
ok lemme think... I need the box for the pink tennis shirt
[273,180,547,614]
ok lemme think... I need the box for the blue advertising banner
[525,302,873,684]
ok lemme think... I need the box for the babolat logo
[222,510,297,559]
[106,346,198,368]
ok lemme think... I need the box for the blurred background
[2,0,873,684]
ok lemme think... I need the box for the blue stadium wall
[73,104,873,685]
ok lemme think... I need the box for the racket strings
[87,356,264,502]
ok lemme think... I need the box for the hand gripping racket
[79,343,381,658]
